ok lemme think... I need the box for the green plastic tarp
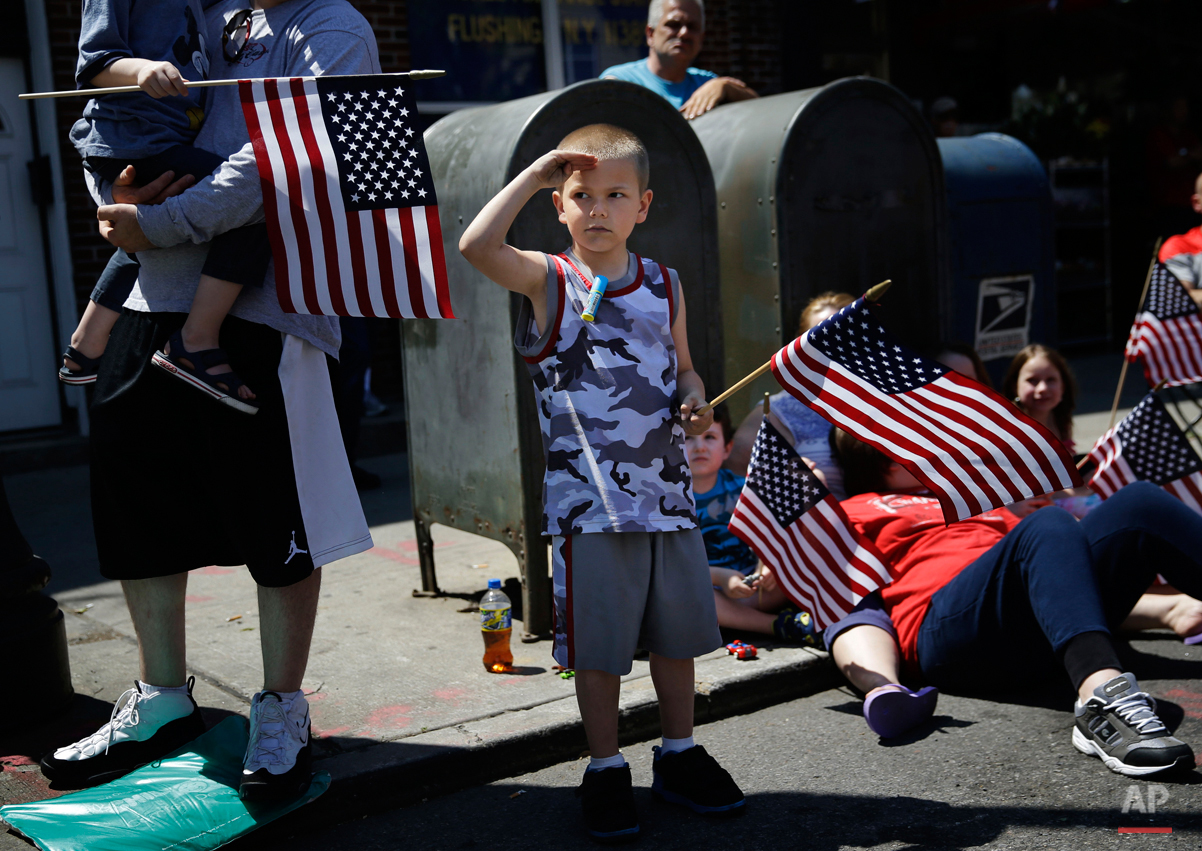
[0,716,329,851]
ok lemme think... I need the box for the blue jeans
[916,482,1202,691]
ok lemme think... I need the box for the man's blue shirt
[599,59,717,110]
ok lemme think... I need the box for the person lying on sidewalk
[822,428,1201,777]
[686,403,820,646]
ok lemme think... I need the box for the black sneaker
[239,690,313,801]
[40,678,205,786]
[651,745,745,815]
[772,606,823,648]
[1072,673,1195,776]
[576,764,639,842]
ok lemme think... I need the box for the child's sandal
[58,345,102,385]
[151,330,259,415]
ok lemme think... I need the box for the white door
[0,57,60,431]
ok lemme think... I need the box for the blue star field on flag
[1117,394,1202,485]
[1146,264,1198,321]
[316,75,436,213]
[743,421,829,526]
[807,301,948,394]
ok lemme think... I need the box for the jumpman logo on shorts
[284,531,309,565]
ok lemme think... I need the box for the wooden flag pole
[19,69,446,100]
[695,279,892,417]
[1107,239,1164,431]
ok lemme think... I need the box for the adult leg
[826,602,939,738]
[1082,481,1202,629]
[916,504,1192,775]
[258,567,321,693]
[916,507,1119,694]
[122,573,189,687]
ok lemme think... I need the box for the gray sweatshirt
[131,0,381,357]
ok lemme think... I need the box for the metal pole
[541,0,566,90]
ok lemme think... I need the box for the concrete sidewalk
[0,453,834,828]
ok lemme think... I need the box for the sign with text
[409,0,650,103]
[409,0,548,103]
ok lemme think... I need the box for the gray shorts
[552,529,723,676]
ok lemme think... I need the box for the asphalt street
[250,632,1202,851]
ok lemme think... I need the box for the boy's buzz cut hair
[557,124,650,191]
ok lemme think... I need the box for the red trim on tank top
[659,263,674,326]
[521,256,567,364]
[556,253,645,298]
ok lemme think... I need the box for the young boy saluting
[460,124,744,839]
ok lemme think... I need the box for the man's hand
[97,203,154,251]
[680,393,713,436]
[111,165,195,206]
[527,150,599,190]
[680,77,757,121]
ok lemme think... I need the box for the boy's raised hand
[680,393,714,436]
[528,150,598,189]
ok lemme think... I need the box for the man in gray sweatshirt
[40,0,378,802]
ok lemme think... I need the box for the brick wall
[44,0,109,313]
[695,0,784,96]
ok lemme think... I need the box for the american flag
[727,419,896,630]
[1086,392,1202,514]
[771,296,1081,524]
[239,74,454,319]
[1124,263,1202,388]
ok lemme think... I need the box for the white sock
[587,752,627,772]
[263,688,305,703]
[659,736,694,755]
[139,681,188,698]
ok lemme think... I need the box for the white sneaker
[40,678,203,786]
[239,690,312,801]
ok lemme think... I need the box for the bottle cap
[488,578,501,589]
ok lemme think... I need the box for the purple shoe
[863,684,939,738]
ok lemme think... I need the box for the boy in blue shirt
[60,0,270,414]
[460,123,744,840]
[687,403,822,646]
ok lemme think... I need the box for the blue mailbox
[937,133,1055,386]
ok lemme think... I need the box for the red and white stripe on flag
[1124,262,1202,388]
[239,76,453,319]
[1126,312,1202,388]
[729,491,895,631]
[770,300,1080,525]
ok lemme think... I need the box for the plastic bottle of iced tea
[480,579,514,673]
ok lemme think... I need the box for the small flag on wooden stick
[728,418,896,630]
[1086,391,1202,514]
[239,73,454,319]
[770,295,1081,524]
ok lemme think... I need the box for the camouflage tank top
[515,251,697,536]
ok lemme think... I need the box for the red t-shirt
[842,492,1020,670]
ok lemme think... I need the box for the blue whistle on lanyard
[581,275,608,322]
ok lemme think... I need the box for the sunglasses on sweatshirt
[222,9,253,64]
